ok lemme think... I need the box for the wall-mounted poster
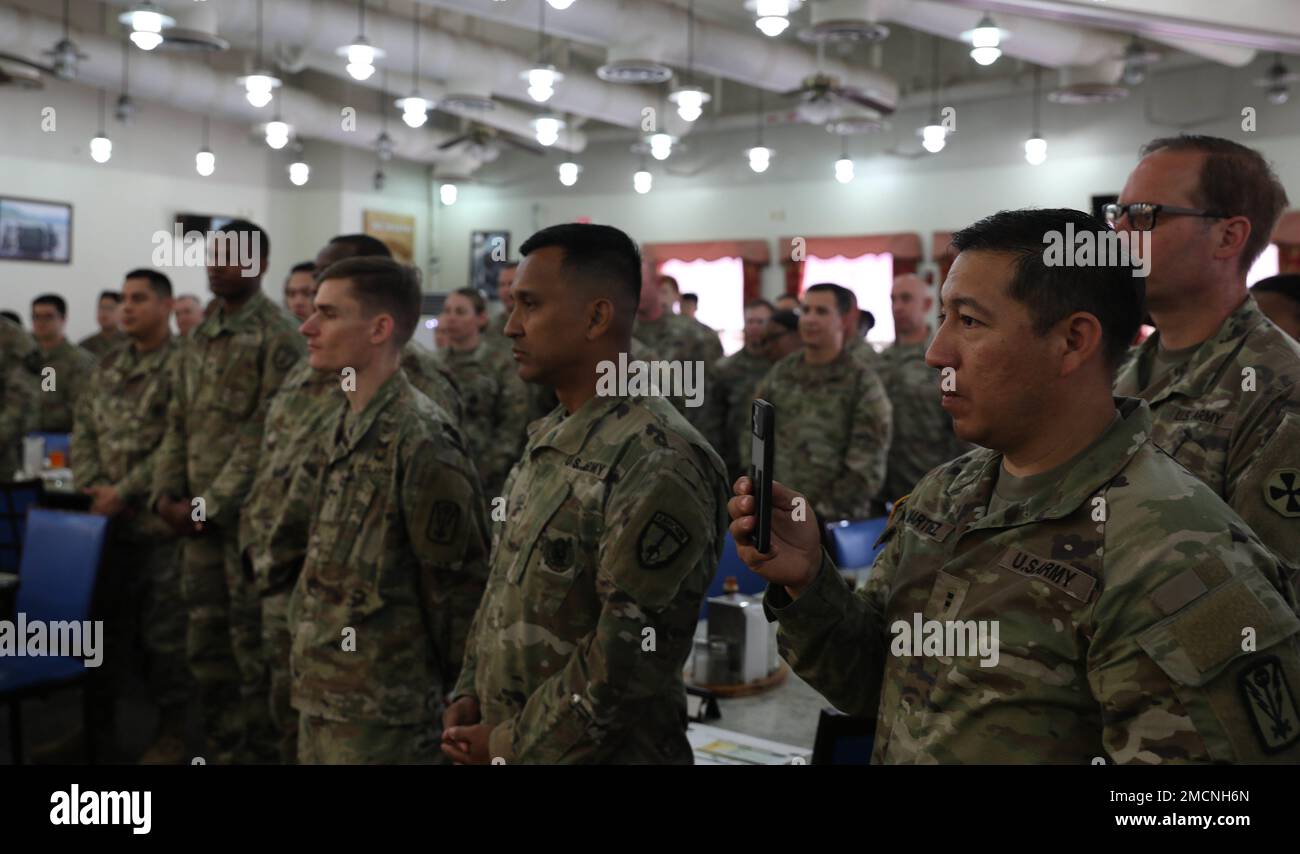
[0,196,73,263]
[364,210,416,264]
[470,230,510,297]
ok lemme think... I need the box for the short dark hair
[658,275,680,294]
[98,290,122,304]
[32,294,67,318]
[860,310,876,332]
[0,310,21,325]
[328,234,392,259]
[499,261,519,272]
[745,298,775,313]
[769,310,799,333]
[451,287,487,315]
[289,261,316,278]
[319,257,421,347]
[681,293,698,307]
[950,208,1145,370]
[1253,274,1300,304]
[1139,135,1289,274]
[124,268,173,299]
[175,294,202,306]
[805,283,853,317]
[519,223,642,322]
[213,218,270,262]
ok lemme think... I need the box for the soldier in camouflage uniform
[72,269,191,763]
[711,299,775,482]
[832,284,882,371]
[77,291,125,358]
[1112,136,1300,567]
[660,276,724,363]
[289,257,489,764]
[435,288,530,500]
[730,209,1300,763]
[0,316,38,478]
[444,224,728,765]
[151,221,305,764]
[742,284,892,522]
[27,295,97,433]
[878,274,971,506]
[487,262,519,343]
[634,276,723,451]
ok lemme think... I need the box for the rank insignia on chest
[638,511,690,570]
[543,535,575,570]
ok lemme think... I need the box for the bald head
[891,273,932,341]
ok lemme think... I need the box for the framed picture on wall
[470,230,510,298]
[0,195,73,263]
[364,210,416,264]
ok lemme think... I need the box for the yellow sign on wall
[363,210,416,264]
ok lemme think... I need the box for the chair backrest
[825,517,889,572]
[14,509,108,624]
[0,480,42,572]
[701,530,767,620]
[811,707,876,765]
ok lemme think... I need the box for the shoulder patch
[1264,468,1300,518]
[426,500,461,545]
[637,511,690,570]
[1238,656,1300,754]
[272,343,299,373]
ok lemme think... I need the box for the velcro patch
[426,501,460,545]
[272,344,300,373]
[637,511,690,570]
[1238,656,1300,754]
[1150,569,1208,616]
[998,548,1097,603]
[1264,468,1300,518]
[1169,407,1235,429]
[902,506,954,543]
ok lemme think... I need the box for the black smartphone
[750,399,775,554]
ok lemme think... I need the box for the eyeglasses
[1103,202,1231,231]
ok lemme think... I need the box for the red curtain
[643,239,772,304]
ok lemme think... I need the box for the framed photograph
[0,196,73,263]
[470,230,510,298]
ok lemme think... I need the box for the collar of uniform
[953,397,1151,534]
[201,290,272,337]
[329,368,411,461]
[1134,295,1263,404]
[444,339,487,365]
[124,335,173,377]
[530,393,628,457]
[41,337,75,359]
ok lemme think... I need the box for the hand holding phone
[750,399,775,554]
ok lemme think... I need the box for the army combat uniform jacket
[151,291,305,530]
[1,317,38,477]
[878,337,970,506]
[768,398,1300,763]
[26,338,97,433]
[72,337,179,539]
[435,339,530,501]
[1114,296,1300,569]
[290,370,490,725]
[402,341,464,430]
[744,348,892,521]
[453,393,729,763]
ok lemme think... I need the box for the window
[659,256,744,355]
[801,252,895,346]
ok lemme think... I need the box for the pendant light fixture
[398,7,429,128]
[522,0,564,103]
[196,116,215,176]
[119,2,174,51]
[1024,67,1047,166]
[90,90,112,163]
[920,37,947,153]
[633,156,653,194]
[45,0,86,80]
[668,1,711,123]
[834,138,853,183]
[338,0,385,82]
[963,14,1004,67]
[115,36,136,124]
[239,0,280,108]
[747,89,773,173]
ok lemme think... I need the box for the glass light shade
[89,135,112,163]
[558,162,581,186]
[195,149,215,176]
[747,146,772,173]
[633,170,652,194]
[834,157,854,183]
[440,183,459,205]
[1024,136,1047,165]
[288,161,310,186]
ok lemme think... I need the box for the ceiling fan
[782,43,894,127]
[437,123,545,160]
[42,0,87,79]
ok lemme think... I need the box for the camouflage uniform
[78,328,126,360]
[72,336,191,719]
[767,397,1300,763]
[435,340,529,500]
[25,338,96,433]
[1114,296,1300,569]
[239,358,339,764]
[743,349,892,521]
[709,346,772,483]
[151,290,305,763]
[843,335,882,370]
[401,341,464,430]
[453,393,729,764]
[877,336,971,506]
[0,317,38,477]
[289,370,489,764]
[634,313,723,447]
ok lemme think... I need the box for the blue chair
[701,531,768,619]
[824,516,889,573]
[0,480,42,573]
[1,509,108,765]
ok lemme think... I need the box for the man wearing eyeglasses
[1111,135,1300,567]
